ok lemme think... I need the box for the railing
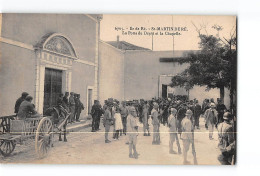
[0,115,16,133]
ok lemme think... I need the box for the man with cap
[91,100,102,131]
[69,92,76,123]
[193,100,202,129]
[152,103,160,145]
[216,98,227,125]
[181,109,196,165]
[17,95,41,119]
[14,92,29,114]
[75,94,84,122]
[142,101,150,136]
[120,101,128,135]
[217,112,235,165]
[127,106,139,159]
[62,92,70,112]
[103,104,113,143]
[205,103,218,140]
[168,107,182,154]
[177,103,187,138]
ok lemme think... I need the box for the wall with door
[0,14,99,117]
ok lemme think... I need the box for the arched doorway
[34,33,78,114]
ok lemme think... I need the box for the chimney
[117,35,120,48]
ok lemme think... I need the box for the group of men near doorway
[58,92,84,123]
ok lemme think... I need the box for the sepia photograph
[0,14,237,165]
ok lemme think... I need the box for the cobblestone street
[0,118,221,165]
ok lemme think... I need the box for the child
[114,107,123,140]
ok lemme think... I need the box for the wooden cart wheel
[0,140,16,157]
[35,117,53,158]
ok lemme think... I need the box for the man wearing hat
[75,94,84,122]
[177,103,187,137]
[152,103,160,145]
[91,100,102,132]
[127,106,139,159]
[142,101,150,136]
[181,109,195,164]
[216,98,227,125]
[217,112,235,165]
[17,95,41,119]
[69,92,76,123]
[14,92,29,114]
[168,107,181,154]
[193,100,202,129]
[204,103,218,140]
[103,104,113,143]
[120,101,128,135]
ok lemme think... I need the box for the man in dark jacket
[193,100,202,129]
[17,95,41,119]
[14,92,29,114]
[216,98,227,125]
[62,92,69,111]
[75,94,84,122]
[69,92,76,123]
[91,100,103,132]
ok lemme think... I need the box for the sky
[100,15,236,51]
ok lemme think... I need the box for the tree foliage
[170,27,237,100]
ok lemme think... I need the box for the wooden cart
[0,115,53,158]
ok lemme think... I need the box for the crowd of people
[89,96,236,165]
[13,92,236,165]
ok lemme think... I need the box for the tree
[170,23,237,111]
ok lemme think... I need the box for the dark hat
[223,112,232,120]
[25,95,33,101]
[22,92,29,97]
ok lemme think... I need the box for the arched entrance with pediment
[34,33,78,114]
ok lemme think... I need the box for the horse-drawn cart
[0,108,69,159]
[0,115,54,158]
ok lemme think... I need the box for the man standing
[75,94,84,122]
[74,94,79,121]
[217,112,235,165]
[181,109,197,165]
[103,104,113,143]
[168,107,182,154]
[152,103,160,145]
[142,101,150,136]
[120,101,128,135]
[62,92,70,112]
[177,103,187,137]
[95,100,103,130]
[205,103,218,140]
[17,95,41,119]
[14,92,29,114]
[193,100,202,129]
[127,106,139,159]
[216,98,227,125]
[69,92,76,123]
[91,100,102,132]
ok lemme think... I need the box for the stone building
[99,38,230,106]
[0,14,102,116]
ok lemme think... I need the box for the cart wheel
[35,117,53,158]
[0,140,16,157]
